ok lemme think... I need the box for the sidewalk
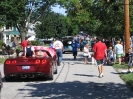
[63,52,133,99]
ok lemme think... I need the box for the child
[107,46,114,65]
[83,44,90,64]
[125,48,133,73]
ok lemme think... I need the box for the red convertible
[4,46,57,81]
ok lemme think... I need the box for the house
[0,27,20,46]
[0,21,41,45]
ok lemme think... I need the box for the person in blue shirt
[76,36,80,43]
[72,39,78,60]
[50,41,54,48]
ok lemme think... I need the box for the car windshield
[63,39,73,46]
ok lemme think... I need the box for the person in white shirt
[53,38,64,66]
[83,44,91,64]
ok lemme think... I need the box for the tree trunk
[19,27,27,43]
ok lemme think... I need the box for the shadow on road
[2,77,48,82]
[17,81,133,99]
[73,74,97,77]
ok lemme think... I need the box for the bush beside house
[31,41,40,45]
[0,40,5,49]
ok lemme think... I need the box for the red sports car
[4,46,57,81]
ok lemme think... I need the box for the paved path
[62,52,133,99]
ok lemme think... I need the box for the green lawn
[0,58,6,64]
[113,63,133,90]
[113,62,128,69]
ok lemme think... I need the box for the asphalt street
[0,52,133,99]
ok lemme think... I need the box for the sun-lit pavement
[0,51,133,99]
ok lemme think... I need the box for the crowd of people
[48,34,133,76]
[2,35,133,77]
[1,40,17,56]
[59,34,133,77]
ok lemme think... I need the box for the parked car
[62,36,73,39]
[4,46,57,81]
[62,37,73,53]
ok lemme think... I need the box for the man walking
[72,38,78,60]
[93,36,107,78]
[53,38,64,66]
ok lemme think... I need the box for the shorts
[96,60,104,66]
[116,54,124,58]
[84,56,88,58]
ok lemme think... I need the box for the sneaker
[59,62,61,66]
[74,58,77,60]
[57,61,60,66]
[101,73,104,77]
[99,74,102,78]
[99,73,104,78]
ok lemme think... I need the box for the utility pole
[124,0,130,53]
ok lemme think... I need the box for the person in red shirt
[93,36,107,78]
[21,37,29,51]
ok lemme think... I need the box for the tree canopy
[0,0,57,41]
[35,11,79,38]
[0,0,133,40]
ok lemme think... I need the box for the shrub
[0,40,5,49]
[31,41,39,46]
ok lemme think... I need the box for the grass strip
[0,58,6,64]
[113,63,133,90]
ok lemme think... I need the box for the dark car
[62,37,73,53]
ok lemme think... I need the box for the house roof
[10,31,20,35]
[4,27,20,35]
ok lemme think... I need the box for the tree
[0,0,57,42]
[59,0,97,35]
[35,12,76,39]
[91,0,125,37]
[59,0,133,38]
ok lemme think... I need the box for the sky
[51,5,67,16]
